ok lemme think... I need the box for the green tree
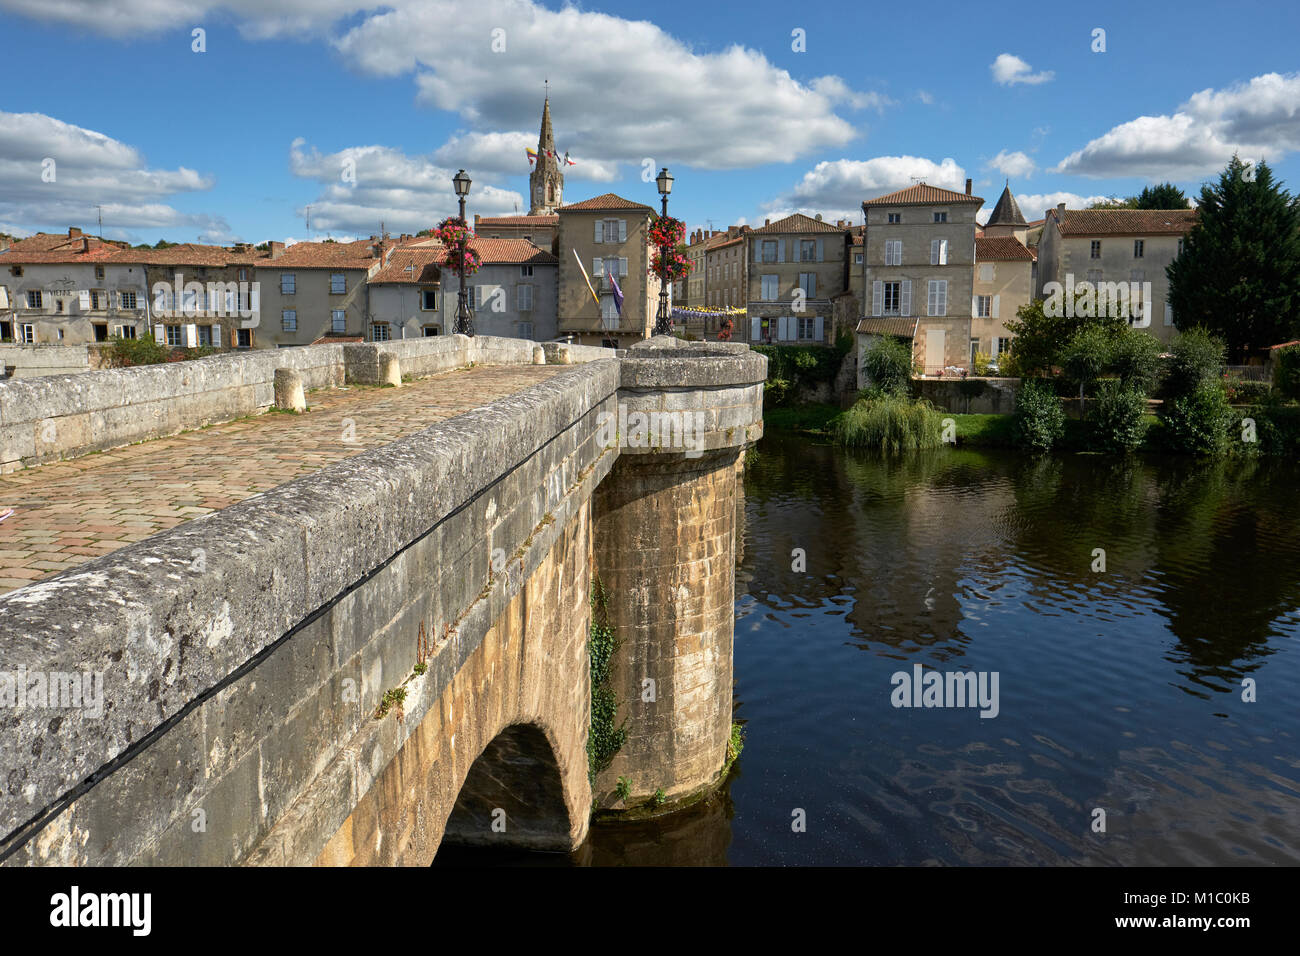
[1012,379,1066,452]
[1108,327,1163,395]
[861,336,913,397]
[1132,183,1191,209]
[1061,325,1111,413]
[1167,156,1300,359]
[1166,328,1226,397]
[1090,381,1149,453]
[1004,297,1126,378]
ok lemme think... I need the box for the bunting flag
[572,248,600,307]
[565,156,576,166]
[605,265,624,316]
[525,147,537,165]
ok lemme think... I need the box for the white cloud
[333,1,870,169]
[763,156,969,223]
[0,0,376,38]
[288,137,523,235]
[0,110,230,240]
[990,53,1054,87]
[1054,72,1300,179]
[986,149,1036,179]
[3,0,887,179]
[916,90,934,105]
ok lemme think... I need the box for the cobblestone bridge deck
[0,363,563,593]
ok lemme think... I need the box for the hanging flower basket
[432,216,481,277]
[649,246,691,284]
[647,213,685,249]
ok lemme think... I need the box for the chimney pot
[965,178,972,195]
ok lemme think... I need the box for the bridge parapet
[0,335,765,864]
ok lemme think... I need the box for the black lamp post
[653,166,674,336]
[452,168,474,336]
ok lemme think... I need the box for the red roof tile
[976,236,1034,261]
[752,213,847,234]
[0,231,125,263]
[862,184,983,206]
[558,193,655,212]
[1055,209,1197,237]
[262,238,387,269]
[476,215,558,226]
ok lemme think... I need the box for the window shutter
[808,273,816,298]
[594,221,603,243]
[972,296,978,318]
[992,335,1000,356]
[901,279,912,316]
[751,317,761,340]
[814,316,824,341]
[1164,301,1173,327]
[992,295,1000,319]
[871,280,883,316]
[816,239,824,262]
[619,257,628,276]
[777,240,785,262]
[777,316,787,340]
[930,240,939,265]
[939,239,948,265]
[753,238,761,261]
[225,288,236,313]
[593,258,603,288]
[618,220,627,242]
[213,323,221,345]
[154,324,165,342]
[185,324,197,347]
[78,290,91,310]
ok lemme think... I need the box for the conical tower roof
[987,183,1027,227]
[538,97,556,153]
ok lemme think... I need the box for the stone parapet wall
[0,359,620,864]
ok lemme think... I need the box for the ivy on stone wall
[587,578,626,784]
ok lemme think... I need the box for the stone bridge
[0,334,764,865]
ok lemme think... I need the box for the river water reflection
[446,430,1300,866]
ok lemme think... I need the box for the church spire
[529,93,564,216]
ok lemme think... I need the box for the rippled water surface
[450,432,1300,866]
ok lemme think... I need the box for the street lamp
[654,167,674,336]
[452,168,474,336]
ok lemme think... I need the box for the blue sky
[1,0,1297,245]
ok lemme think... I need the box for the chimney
[68,227,82,238]
[764,218,770,226]
[1057,202,1066,219]
[269,241,285,259]
[965,179,972,195]
[474,214,481,225]
[82,238,90,252]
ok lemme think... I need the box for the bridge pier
[592,338,765,809]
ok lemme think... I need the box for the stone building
[745,213,850,345]
[0,229,149,345]
[255,238,392,347]
[972,235,1034,365]
[1035,206,1196,344]
[443,238,559,341]
[133,243,268,350]
[367,246,444,339]
[861,181,983,374]
[555,193,661,347]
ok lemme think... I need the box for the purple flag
[605,265,624,315]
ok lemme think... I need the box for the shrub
[1274,344,1300,402]
[862,336,913,397]
[1108,328,1163,395]
[1089,381,1148,453]
[1223,379,1272,405]
[1061,326,1112,404]
[972,350,993,376]
[1013,379,1065,452]
[1251,402,1300,456]
[105,334,168,367]
[1165,328,1225,398]
[1159,380,1233,455]
[833,393,943,453]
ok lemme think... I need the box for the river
[442,429,1300,865]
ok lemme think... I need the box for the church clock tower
[528,97,564,216]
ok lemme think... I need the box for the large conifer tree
[1167,156,1300,358]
